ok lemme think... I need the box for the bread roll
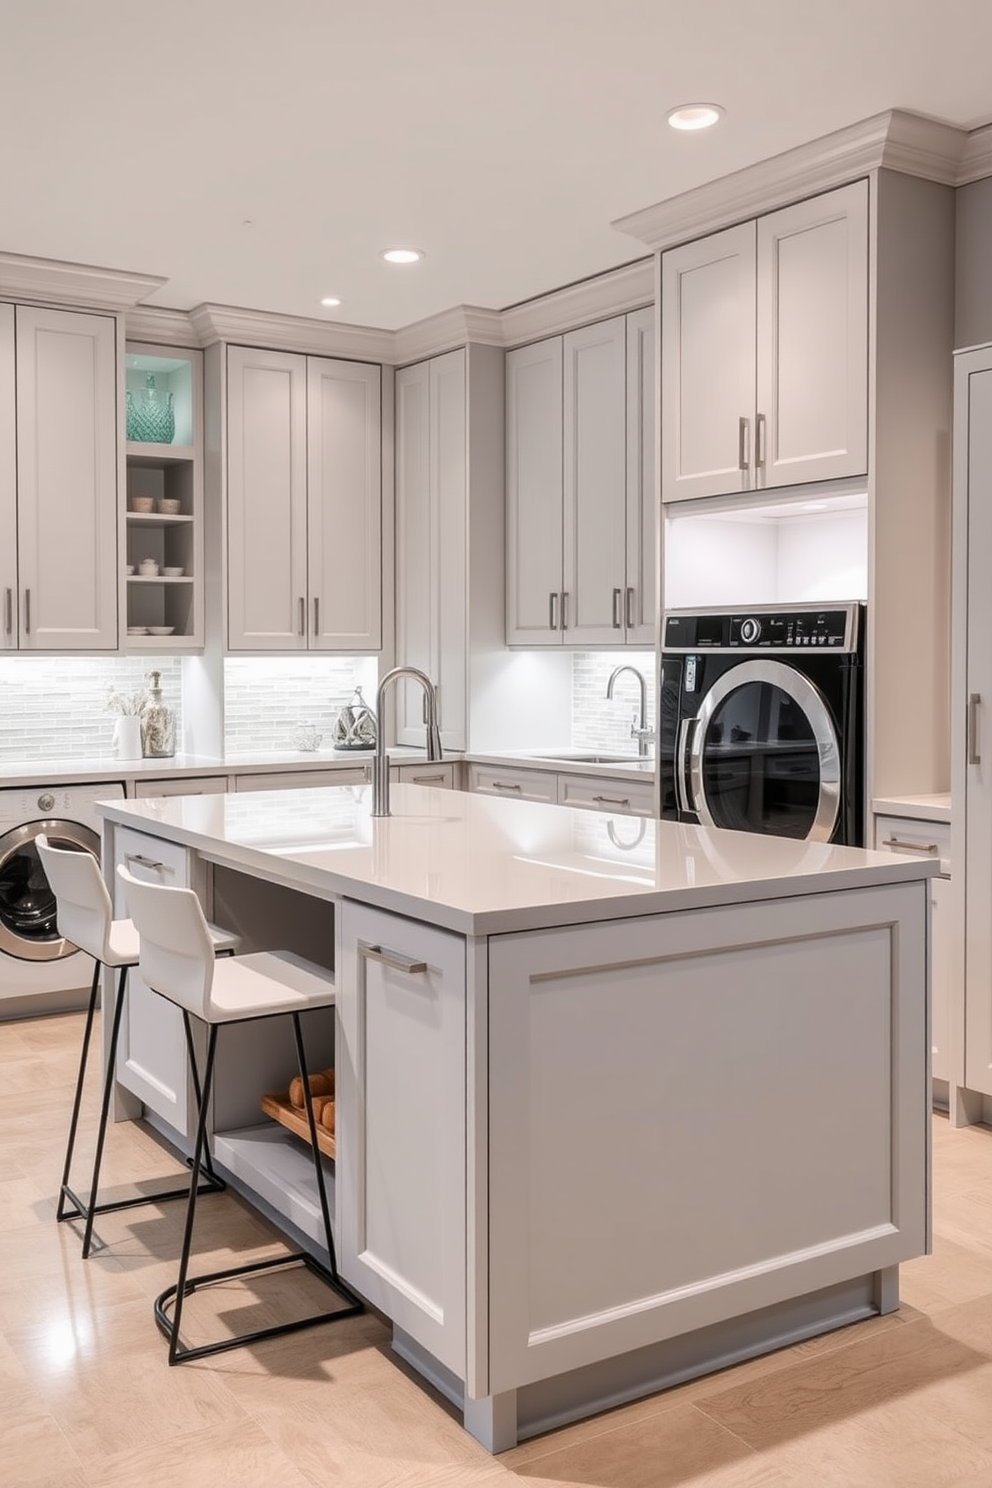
[320,1099,336,1135]
[288,1069,335,1108]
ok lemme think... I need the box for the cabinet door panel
[506,338,563,644]
[0,305,15,648]
[227,346,308,650]
[395,361,432,743]
[756,180,868,487]
[307,358,381,651]
[338,901,466,1371]
[963,364,992,1099]
[626,306,656,644]
[661,223,756,502]
[563,317,627,644]
[15,307,118,650]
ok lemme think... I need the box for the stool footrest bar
[154,1252,364,1363]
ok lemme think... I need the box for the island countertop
[97,782,936,936]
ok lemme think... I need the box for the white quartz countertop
[97,783,935,936]
[872,792,951,824]
[0,747,431,791]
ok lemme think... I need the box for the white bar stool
[37,835,236,1259]
[117,864,363,1364]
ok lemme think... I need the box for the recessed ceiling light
[380,247,425,264]
[667,103,724,132]
[320,296,342,308]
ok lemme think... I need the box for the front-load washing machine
[0,780,125,1019]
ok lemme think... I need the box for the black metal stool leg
[292,1013,341,1278]
[158,1022,219,1364]
[154,1010,362,1364]
[80,964,130,1259]
[56,958,101,1224]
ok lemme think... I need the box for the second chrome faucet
[606,664,655,759]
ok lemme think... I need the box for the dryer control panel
[664,604,861,654]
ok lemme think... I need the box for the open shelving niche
[124,345,203,650]
[662,479,869,611]
[204,864,338,1251]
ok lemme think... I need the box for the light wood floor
[3,1010,992,1488]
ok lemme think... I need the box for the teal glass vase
[126,373,175,444]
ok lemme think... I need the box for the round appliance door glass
[0,820,100,961]
[685,660,841,841]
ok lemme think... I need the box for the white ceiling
[4,0,992,331]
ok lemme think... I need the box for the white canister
[114,715,143,760]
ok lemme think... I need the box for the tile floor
[2,1010,992,1488]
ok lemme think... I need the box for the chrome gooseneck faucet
[605,664,655,758]
[372,666,443,817]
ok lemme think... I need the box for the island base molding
[398,1265,900,1453]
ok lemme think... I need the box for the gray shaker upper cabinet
[661,179,869,503]
[226,344,381,653]
[1,303,119,652]
[506,311,653,646]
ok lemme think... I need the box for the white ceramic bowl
[158,498,182,515]
[126,625,148,635]
[147,625,175,636]
[125,564,135,576]
[162,566,184,577]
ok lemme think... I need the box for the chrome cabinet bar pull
[561,591,568,630]
[881,837,939,856]
[298,597,305,637]
[360,943,427,976]
[313,597,319,636]
[969,693,981,765]
[549,591,558,631]
[593,794,631,808]
[492,780,522,792]
[124,852,166,871]
[3,587,11,636]
[755,412,766,470]
[738,416,750,473]
[625,587,635,630]
[23,588,30,635]
[612,587,622,628]
[410,772,446,784]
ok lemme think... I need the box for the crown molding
[500,258,655,348]
[393,305,503,365]
[0,252,166,312]
[959,122,992,185]
[186,302,395,362]
[125,304,204,347]
[613,109,968,251]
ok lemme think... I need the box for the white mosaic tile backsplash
[0,656,183,761]
[223,656,377,754]
[0,650,654,764]
[571,652,656,754]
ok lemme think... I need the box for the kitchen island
[97,783,934,1452]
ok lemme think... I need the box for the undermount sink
[530,752,644,765]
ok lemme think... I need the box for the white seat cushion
[203,949,335,1023]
